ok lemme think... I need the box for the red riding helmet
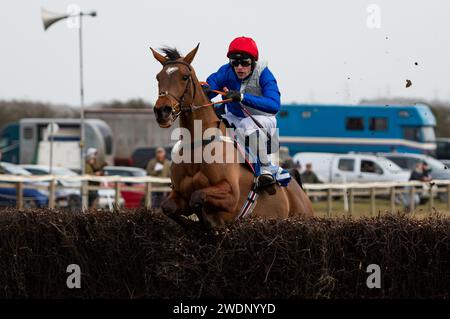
[227,36,259,61]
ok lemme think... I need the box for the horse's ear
[150,47,167,65]
[183,43,200,65]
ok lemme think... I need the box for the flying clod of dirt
[406,79,412,88]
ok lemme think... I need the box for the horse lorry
[0,118,114,172]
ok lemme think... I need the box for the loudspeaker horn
[41,8,69,30]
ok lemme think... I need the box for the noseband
[157,60,197,121]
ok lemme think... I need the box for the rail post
[81,180,88,211]
[16,182,23,209]
[114,181,121,209]
[390,186,396,214]
[327,188,332,217]
[428,183,434,214]
[447,184,450,212]
[348,188,354,217]
[409,186,415,213]
[145,181,152,209]
[49,177,56,209]
[370,187,376,216]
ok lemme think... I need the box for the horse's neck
[180,75,222,139]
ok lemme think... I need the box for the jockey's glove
[225,90,243,102]
[201,84,211,95]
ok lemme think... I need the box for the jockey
[204,36,289,195]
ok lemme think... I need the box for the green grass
[310,197,450,219]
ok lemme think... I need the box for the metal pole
[79,13,87,209]
[49,122,54,174]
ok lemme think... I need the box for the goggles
[229,58,252,67]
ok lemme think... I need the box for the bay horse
[150,44,314,229]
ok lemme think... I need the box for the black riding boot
[246,131,277,195]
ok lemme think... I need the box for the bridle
[157,60,233,122]
[157,60,197,122]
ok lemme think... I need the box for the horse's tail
[283,174,314,218]
[288,168,304,190]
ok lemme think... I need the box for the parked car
[0,162,48,208]
[440,159,450,169]
[379,153,450,180]
[130,146,172,169]
[292,152,410,183]
[379,152,450,203]
[103,166,147,208]
[20,165,82,210]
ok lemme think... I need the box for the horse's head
[150,44,200,128]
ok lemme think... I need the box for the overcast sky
[1,0,449,107]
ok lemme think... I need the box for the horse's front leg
[160,189,194,229]
[189,180,239,228]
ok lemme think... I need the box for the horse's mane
[160,47,182,61]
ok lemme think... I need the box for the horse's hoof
[189,190,206,211]
[161,199,177,216]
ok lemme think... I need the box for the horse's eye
[182,75,189,81]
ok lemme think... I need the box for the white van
[292,152,410,183]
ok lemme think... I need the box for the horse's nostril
[154,106,173,118]
[163,106,173,114]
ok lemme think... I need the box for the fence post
[370,187,375,216]
[145,182,152,209]
[390,186,395,214]
[327,188,332,217]
[348,188,354,217]
[49,177,56,209]
[409,186,415,213]
[114,181,121,209]
[428,184,434,214]
[447,184,450,212]
[16,182,23,209]
[81,180,88,211]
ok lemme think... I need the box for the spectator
[301,163,322,184]
[85,148,103,208]
[146,147,171,207]
[409,162,431,182]
[86,147,107,173]
[422,161,432,180]
[403,162,431,211]
[281,157,295,170]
